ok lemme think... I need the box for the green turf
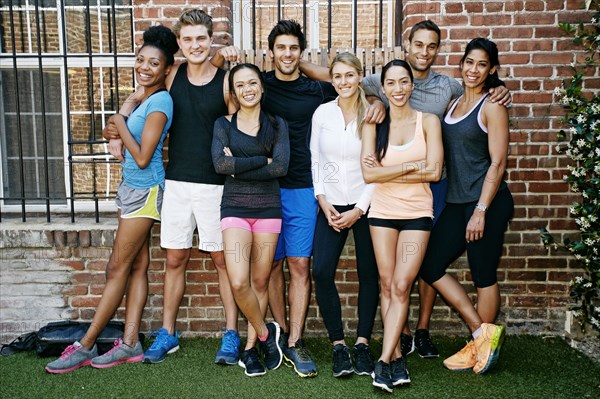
[1,336,598,398]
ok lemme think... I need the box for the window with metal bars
[0,0,134,222]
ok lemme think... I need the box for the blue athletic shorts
[430,177,448,226]
[274,187,318,260]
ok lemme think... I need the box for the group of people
[44,9,514,393]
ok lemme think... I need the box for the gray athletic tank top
[442,94,507,203]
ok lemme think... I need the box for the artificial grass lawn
[1,335,598,398]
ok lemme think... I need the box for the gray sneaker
[45,341,98,374]
[91,339,143,369]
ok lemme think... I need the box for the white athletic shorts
[160,179,224,252]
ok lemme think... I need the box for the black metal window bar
[0,0,134,223]
[233,0,401,51]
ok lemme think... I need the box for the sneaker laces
[292,343,312,361]
[461,341,477,358]
[333,346,348,363]
[355,345,371,364]
[393,356,407,371]
[104,339,124,356]
[148,331,170,350]
[416,331,434,348]
[59,344,80,360]
[221,331,239,353]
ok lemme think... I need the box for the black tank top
[165,63,228,184]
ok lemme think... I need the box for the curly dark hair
[142,25,179,66]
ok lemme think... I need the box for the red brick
[509,295,548,307]
[533,53,575,65]
[508,245,550,257]
[508,106,531,117]
[464,2,484,13]
[510,170,550,181]
[71,296,101,308]
[507,182,527,192]
[404,2,441,15]
[449,28,491,40]
[529,182,570,192]
[505,1,525,12]
[445,3,463,13]
[535,26,571,38]
[72,273,106,284]
[583,78,600,89]
[493,27,533,39]
[503,53,531,65]
[531,131,560,143]
[533,104,566,117]
[433,15,469,27]
[484,2,504,13]
[545,0,564,10]
[513,67,554,78]
[471,14,512,26]
[549,194,580,205]
[512,40,553,52]
[528,207,558,219]
[525,0,545,11]
[548,219,578,230]
[513,118,550,129]
[64,260,85,271]
[557,11,594,23]
[514,13,556,25]
[63,285,88,295]
[85,260,107,271]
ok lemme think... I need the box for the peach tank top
[369,112,433,220]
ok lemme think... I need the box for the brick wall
[1,0,595,342]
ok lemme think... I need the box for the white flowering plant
[541,1,600,332]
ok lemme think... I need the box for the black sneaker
[279,331,289,352]
[283,339,317,377]
[352,343,374,375]
[400,333,415,357]
[371,360,393,393]
[258,322,282,370]
[238,347,266,377]
[332,344,353,377]
[414,329,439,358]
[390,357,411,386]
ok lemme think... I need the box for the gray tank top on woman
[442,94,507,204]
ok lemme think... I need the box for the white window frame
[0,0,134,212]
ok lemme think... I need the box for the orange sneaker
[472,323,505,375]
[443,340,476,371]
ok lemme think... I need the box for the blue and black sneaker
[283,339,317,377]
[239,347,266,377]
[215,329,240,365]
[258,322,282,370]
[372,360,393,393]
[390,356,410,386]
[143,328,179,364]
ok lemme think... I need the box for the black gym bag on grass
[0,320,144,357]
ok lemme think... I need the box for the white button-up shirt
[310,98,374,212]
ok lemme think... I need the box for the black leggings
[312,204,379,342]
[419,188,514,288]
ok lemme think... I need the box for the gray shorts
[115,181,163,221]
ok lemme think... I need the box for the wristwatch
[475,203,488,213]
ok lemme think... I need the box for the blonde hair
[329,52,369,138]
[173,9,213,38]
